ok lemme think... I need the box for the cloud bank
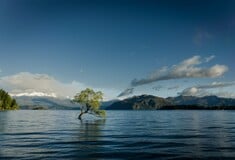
[0,72,86,98]
[117,88,134,97]
[205,55,215,62]
[0,72,118,100]
[179,81,235,98]
[168,85,180,90]
[152,85,164,91]
[118,55,228,97]
[131,56,228,87]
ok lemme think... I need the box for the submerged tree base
[78,109,106,120]
[78,112,84,120]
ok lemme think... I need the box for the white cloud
[131,56,228,87]
[117,88,134,97]
[119,55,228,97]
[197,81,235,89]
[0,72,119,100]
[168,85,180,90]
[179,81,235,98]
[205,55,215,62]
[0,72,84,98]
[10,92,57,98]
[152,85,164,91]
[215,92,235,98]
[179,87,207,97]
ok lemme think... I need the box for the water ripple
[1,110,235,159]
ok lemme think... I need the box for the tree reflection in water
[78,119,106,141]
[0,112,8,157]
[73,119,106,159]
[0,112,7,132]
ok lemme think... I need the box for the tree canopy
[73,88,106,120]
[0,89,19,110]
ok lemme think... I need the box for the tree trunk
[78,112,84,120]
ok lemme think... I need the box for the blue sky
[0,0,234,100]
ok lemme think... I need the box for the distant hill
[107,95,235,110]
[107,95,171,110]
[14,95,235,110]
[167,95,235,107]
[15,96,118,110]
[14,96,80,110]
[100,99,120,109]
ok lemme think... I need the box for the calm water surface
[0,110,235,159]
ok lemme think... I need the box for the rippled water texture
[1,110,235,159]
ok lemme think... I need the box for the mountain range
[14,96,115,110]
[106,95,235,110]
[14,94,235,110]
[14,96,79,110]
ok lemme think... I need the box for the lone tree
[73,88,106,120]
[0,89,19,110]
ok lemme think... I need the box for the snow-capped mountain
[10,92,57,98]
[13,94,79,110]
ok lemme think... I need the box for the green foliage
[0,89,19,110]
[93,109,106,117]
[73,88,106,119]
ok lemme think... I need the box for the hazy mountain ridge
[15,96,118,110]
[167,95,235,107]
[14,96,80,110]
[14,94,235,110]
[107,95,235,110]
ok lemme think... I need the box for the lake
[1,110,235,159]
